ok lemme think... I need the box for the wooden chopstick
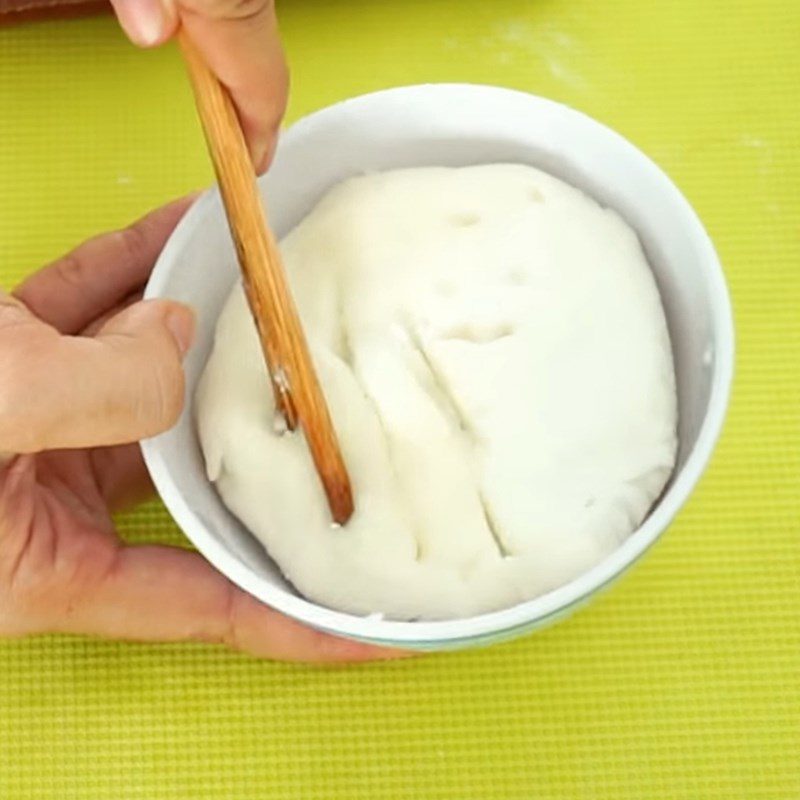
[179,30,354,525]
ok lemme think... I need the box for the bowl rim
[143,82,735,646]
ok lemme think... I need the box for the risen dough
[196,164,677,620]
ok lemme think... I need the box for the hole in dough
[449,212,481,227]
[505,267,528,286]
[440,322,514,343]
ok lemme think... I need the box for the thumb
[0,299,196,453]
[110,0,179,47]
[98,297,195,359]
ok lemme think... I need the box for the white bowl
[142,84,734,650]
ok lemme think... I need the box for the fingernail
[111,0,167,46]
[164,306,196,357]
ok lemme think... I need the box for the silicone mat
[1,1,798,797]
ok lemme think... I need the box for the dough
[196,164,678,620]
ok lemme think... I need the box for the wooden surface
[0,0,107,25]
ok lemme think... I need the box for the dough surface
[196,164,678,620]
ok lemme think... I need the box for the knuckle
[182,0,271,21]
[223,0,272,20]
[52,251,89,292]
[113,221,150,268]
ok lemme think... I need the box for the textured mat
[1,0,798,797]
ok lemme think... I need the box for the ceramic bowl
[142,84,734,650]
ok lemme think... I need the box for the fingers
[53,543,405,662]
[179,0,288,171]
[14,197,193,335]
[0,298,195,453]
[111,0,288,171]
[109,0,178,46]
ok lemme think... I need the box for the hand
[0,199,399,662]
[110,0,289,171]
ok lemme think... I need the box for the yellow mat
[1,1,798,797]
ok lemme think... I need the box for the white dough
[196,164,678,620]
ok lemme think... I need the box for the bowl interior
[143,85,732,648]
